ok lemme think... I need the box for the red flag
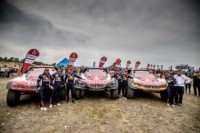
[99,56,107,68]
[135,61,141,69]
[126,60,131,71]
[114,59,121,72]
[22,49,40,74]
[67,52,78,72]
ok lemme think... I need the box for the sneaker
[178,103,182,106]
[44,107,47,111]
[57,103,61,106]
[122,97,125,100]
[171,104,175,107]
[167,103,170,106]
[49,104,53,108]
[40,107,44,111]
[124,98,127,100]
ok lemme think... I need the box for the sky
[0,0,200,69]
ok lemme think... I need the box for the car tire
[7,90,21,107]
[160,90,167,101]
[127,86,134,99]
[80,90,85,98]
[75,88,81,99]
[111,89,119,99]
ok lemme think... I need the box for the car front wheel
[7,90,21,107]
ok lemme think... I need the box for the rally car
[127,69,167,100]
[6,66,65,107]
[75,68,119,99]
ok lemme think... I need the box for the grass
[0,78,200,133]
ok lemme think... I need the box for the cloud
[0,0,200,68]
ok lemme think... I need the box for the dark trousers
[122,84,128,97]
[39,86,49,107]
[66,82,75,100]
[52,84,62,104]
[185,84,191,94]
[167,86,175,104]
[175,86,184,104]
[118,82,123,95]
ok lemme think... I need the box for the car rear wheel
[160,90,167,101]
[7,90,21,107]
[127,86,134,99]
[111,89,119,99]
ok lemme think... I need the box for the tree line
[0,57,54,66]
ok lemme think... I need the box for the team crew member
[174,70,192,105]
[122,71,133,100]
[65,68,82,103]
[50,67,64,107]
[37,68,53,111]
[166,72,175,106]
[114,70,123,96]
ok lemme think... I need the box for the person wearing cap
[37,68,53,111]
[65,67,82,103]
[50,67,64,108]
[122,71,133,100]
[114,70,123,96]
[174,70,192,105]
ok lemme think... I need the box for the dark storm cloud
[0,0,200,68]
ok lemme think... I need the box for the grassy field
[0,78,200,133]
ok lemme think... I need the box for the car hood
[133,77,166,86]
[10,75,37,86]
[81,79,111,85]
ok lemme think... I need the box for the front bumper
[128,81,167,92]
[75,83,118,91]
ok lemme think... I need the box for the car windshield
[26,68,55,79]
[84,69,107,80]
[134,71,156,79]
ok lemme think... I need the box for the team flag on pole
[22,49,40,74]
[99,56,107,68]
[135,61,141,69]
[67,52,78,72]
[126,61,131,71]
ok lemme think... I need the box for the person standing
[166,72,175,106]
[50,67,64,107]
[65,68,82,103]
[114,70,123,96]
[174,70,192,105]
[122,71,133,100]
[192,72,199,96]
[37,68,53,111]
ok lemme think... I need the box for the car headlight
[78,80,86,87]
[133,83,142,86]
[12,83,25,88]
[108,80,117,87]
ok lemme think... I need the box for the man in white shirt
[174,70,192,105]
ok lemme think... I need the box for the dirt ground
[0,78,200,133]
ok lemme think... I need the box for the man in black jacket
[50,67,64,107]
[122,71,133,100]
[65,67,82,103]
[37,68,52,111]
[114,70,123,96]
